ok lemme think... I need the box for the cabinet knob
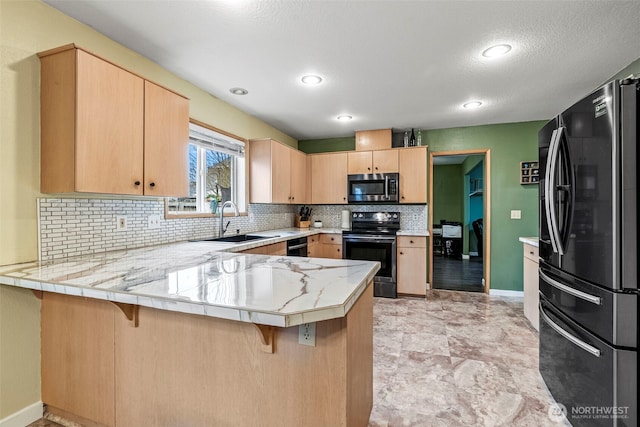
[134,181,141,186]
[337,248,340,252]
[375,167,378,170]
[330,237,334,241]
[149,182,156,188]
[410,240,414,244]
[291,196,295,200]
[400,251,404,255]
[367,167,371,171]
[343,197,346,201]
[401,196,405,199]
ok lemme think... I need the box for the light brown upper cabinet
[39,44,189,196]
[250,138,307,204]
[399,146,427,203]
[347,149,398,174]
[355,129,392,151]
[310,152,348,204]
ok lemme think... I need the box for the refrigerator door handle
[539,303,601,358]
[544,128,560,254]
[539,269,602,305]
[549,127,565,255]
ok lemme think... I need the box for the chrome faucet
[218,200,239,237]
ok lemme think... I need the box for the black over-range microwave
[347,173,399,204]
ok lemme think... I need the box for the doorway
[429,149,490,293]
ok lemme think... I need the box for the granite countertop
[0,228,379,327]
[519,237,539,247]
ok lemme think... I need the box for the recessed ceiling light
[463,101,483,109]
[301,74,323,85]
[229,87,248,95]
[482,44,512,58]
[336,115,353,121]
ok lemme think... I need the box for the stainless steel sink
[189,234,277,243]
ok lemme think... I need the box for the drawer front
[398,236,426,248]
[523,244,539,263]
[308,235,320,244]
[320,234,341,244]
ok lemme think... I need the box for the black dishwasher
[286,237,308,257]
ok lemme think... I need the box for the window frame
[165,119,249,219]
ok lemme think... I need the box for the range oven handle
[343,235,396,243]
[539,303,601,358]
[539,269,602,305]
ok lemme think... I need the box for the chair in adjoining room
[472,218,483,258]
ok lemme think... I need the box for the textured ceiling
[44,0,640,141]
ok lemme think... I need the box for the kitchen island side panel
[40,282,373,427]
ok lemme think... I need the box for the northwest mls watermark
[548,403,630,423]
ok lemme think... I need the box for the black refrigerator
[539,78,638,427]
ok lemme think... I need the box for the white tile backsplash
[38,198,427,261]
[303,204,428,231]
[38,198,296,261]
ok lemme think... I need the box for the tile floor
[369,290,567,427]
[30,290,566,427]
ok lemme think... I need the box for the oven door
[342,234,396,298]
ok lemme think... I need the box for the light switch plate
[510,210,522,220]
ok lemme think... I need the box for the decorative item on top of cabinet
[347,149,398,174]
[38,44,189,196]
[520,161,539,184]
[355,129,392,151]
[399,146,427,203]
[310,152,348,204]
[397,236,427,296]
[249,138,307,204]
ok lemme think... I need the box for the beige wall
[0,0,296,418]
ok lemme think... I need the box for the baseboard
[0,401,43,427]
[489,289,524,297]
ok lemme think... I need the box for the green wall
[300,120,545,291]
[433,164,463,224]
[298,137,354,153]
[426,121,544,291]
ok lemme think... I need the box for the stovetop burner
[343,211,400,236]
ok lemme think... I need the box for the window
[167,122,246,215]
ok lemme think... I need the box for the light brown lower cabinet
[41,283,373,427]
[240,241,286,255]
[397,236,427,296]
[307,235,321,257]
[523,243,539,331]
[320,233,343,259]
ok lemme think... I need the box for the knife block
[295,215,310,228]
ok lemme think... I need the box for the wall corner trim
[0,401,43,427]
[489,289,524,298]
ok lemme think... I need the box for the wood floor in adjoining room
[433,256,484,292]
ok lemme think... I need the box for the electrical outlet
[116,215,128,231]
[510,210,522,220]
[148,215,161,229]
[298,322,316,346]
